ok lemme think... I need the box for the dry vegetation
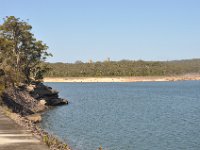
[45,59,200,77]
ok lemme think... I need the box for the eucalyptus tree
[0,16,51,84]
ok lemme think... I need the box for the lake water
[41,81,200,150]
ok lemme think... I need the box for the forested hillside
[45,59,200,77]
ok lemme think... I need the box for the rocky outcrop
[30,82,68,106]
[1,82,68,117]
[2,87,45,116]
[2,87,46,115]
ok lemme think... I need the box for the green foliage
[0,16,51,85]
[45,59,200,77]
[0,70,5,106]
[42,134,69,149]
[33,63,51,81]
[43,135,51,147]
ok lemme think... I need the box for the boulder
[46,98,68,106]
[39,99,47,105]
[32,83,58,98]
[31,83,68,106]
[26,85,35,92]
[26,114,42,123]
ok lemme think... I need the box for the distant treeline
[45,59,200,77]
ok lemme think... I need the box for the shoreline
[0,106,71,150]
[0,82,71,150]
[43,75,200,82]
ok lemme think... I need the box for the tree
[75,60,83,64]
[0,16,52,84]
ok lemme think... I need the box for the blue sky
[1,0,200,63]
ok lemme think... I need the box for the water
[40,81,200,150]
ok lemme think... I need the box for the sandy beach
[43,75,200,82]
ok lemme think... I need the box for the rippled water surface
[41,81,200,150]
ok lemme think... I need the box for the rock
[32,83,58,98]
[31,83,68,106]
[2,87,36,116]
[26,85,35,92]
[0,69,5,76]
[39,99,47,105]
[26,114,42,123]
[1,82,69,118]
[35,100,47,112]
[46,98,68,106]
[32,93,40,99]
